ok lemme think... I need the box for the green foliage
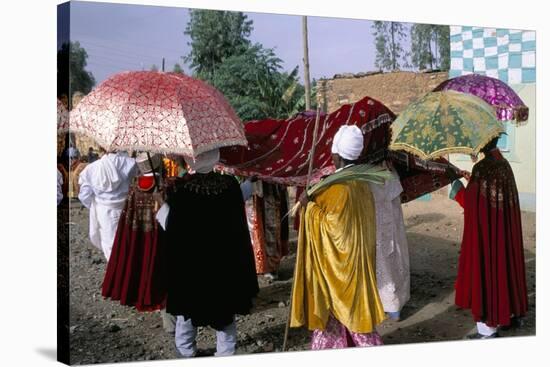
[291,78,318,114]
[410,24,450,71]
[184,10,307,121]
[411,24,434,70]
[57,41,96,102]
[373,21,389,71]
[372,21,408,71]
[184,9,253,79]
[436,26,450,70]
[150,64,159,71]
[172,63,185,74]
[209,44,304,121]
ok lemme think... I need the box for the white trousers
[175,316,237,357]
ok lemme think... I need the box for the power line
[77,33,189,59]
[81,39,183,60]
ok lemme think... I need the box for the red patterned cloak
[454,149,528,327]
[101,175,168,312]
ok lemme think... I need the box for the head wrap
[331,125,364,161]
[185,149,220,174]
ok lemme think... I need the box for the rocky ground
[68,194,536,365]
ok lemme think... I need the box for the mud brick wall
[318,70,450,197]
[317,71,449,114]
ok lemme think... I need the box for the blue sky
[68,1,415,84]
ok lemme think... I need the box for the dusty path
[68,195,536,364]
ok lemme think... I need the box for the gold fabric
[290,180,386,333]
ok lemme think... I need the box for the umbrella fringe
[389,126,505,159]
[67,127,248,157]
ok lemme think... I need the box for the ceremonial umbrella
[57,99,69,133]
[70,71,247,157]
[433,74,529,124]
[389,90,505,160]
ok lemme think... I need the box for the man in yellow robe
[291,125,386,349]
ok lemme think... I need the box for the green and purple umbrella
[433,74,529,124]
[389,91,505,160]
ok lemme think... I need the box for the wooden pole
[305,105,322,188]
[282,94,323,351]
[302,16,312,111]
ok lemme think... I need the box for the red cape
[454,150,528,327]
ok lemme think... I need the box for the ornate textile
[102,180,167,312]
[290,180,386,333]
[70,71,246,156]
[219,96,394,186]
[369,168,410,312]
[434,74,529,124]
[453,149,528,327]
[246,183,289,274]
[311,314,383,350]
[390,91,505,159]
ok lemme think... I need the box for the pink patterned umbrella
[57,99,69,133]
[70,71,247,156]
[433,74,529,124]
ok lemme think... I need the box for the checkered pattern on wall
[449,26,536,84]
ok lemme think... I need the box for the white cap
[331,125,364,161]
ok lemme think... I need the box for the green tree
[209,44,304,121]
[372,21,408,71]
[435,26,450,70]
[57,41,96,103]
[410,24,450,70]
[150,64,159,71]
[184,9,253,79]
[172,63,184,74]
[411,24,435,70]
[292,78,318,114]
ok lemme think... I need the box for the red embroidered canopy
[219,96,395,186]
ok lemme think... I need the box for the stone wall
[317,70,449,114]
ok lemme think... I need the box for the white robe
[78,152,137,260]
[369,168,410,313]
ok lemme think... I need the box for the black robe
[164,172,259,330]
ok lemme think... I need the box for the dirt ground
[68,194,536,365]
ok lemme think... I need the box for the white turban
[331,125,364,161]
[185,149,220,174]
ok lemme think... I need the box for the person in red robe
[447,137,528,339]
[102,153,168,312]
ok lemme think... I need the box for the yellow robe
[290,180,386,333]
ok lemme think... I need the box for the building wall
[449,26,536,83]
[317,71,448,114]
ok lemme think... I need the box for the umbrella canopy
[389,91,505,160]
[218,96,395,186]
[70,71,247,157]
[57,99,69,133]
[433,74,529,124]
